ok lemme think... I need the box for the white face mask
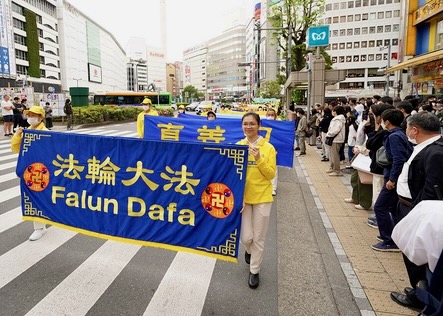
[27,117,40,126]
[142,106,150,111]
[178,110,184,114]
[380,122,386,130]
[407,131,417,144]
[266,116,275,120]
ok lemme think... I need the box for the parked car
[195,100,214,114]
[186,102,200,111]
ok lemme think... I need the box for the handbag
[325,135,336,146]
[305,127,314,137]
[376,146,392,168]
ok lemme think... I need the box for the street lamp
[379,46,391,96]
[73,78,81,87]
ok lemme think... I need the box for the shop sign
[411,59,443,80]
[413,0,443,26]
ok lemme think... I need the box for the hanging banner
[17,130,248,262]
[144,115,295,168]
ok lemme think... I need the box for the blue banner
[16,130,248,262]
[144,115,295,168]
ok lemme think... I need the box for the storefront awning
[385,49,443,74]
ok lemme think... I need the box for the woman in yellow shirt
[11,106,49,241]
[237,112,277,289]
[136,98,158,138]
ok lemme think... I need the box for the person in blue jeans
[371,109,413,252]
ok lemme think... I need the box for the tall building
[206,25,247,100]
[182,44,207,97]
[386,0,442,96]
[146,47,166,92]
[323,0,402,95]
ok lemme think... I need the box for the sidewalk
[297,145,415,315]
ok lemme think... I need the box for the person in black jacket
[390,112,443,311]
[319,107,333,161]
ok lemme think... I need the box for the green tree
[183,85,199,100]
[268,0,331,81]
[258,80,281,98]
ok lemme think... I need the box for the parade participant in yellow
[237,112,277,289]
[11,106,49,241]
[137,97,158,138]
[174,105,185,118]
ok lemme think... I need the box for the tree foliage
[183,85,199,99]
[24,8,41,78]
[258,80,281,98]
[268,0,331,78]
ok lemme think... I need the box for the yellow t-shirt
[11,122,48,153]
[137,110,159,138]
[237,137,276,204]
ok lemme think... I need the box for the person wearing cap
[11,105,49,241]
[207,111,216,120]
[175,105,185,118]
[137,97,158,138]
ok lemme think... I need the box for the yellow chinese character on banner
[86,156,121,185]
[260,126,272,141]
[157,123,184,141]
[52,153,85,180]
[122,161,159,190]
[197,125,226,143]
[161,165,200,195]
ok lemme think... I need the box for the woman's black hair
[242,112,261,125]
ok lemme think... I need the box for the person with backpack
[64,98,73,130]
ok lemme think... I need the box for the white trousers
[241,202,272,274]
[372,174,384,208]
[33,221,45,230]
[271,169,278,191]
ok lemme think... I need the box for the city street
[0,122,404,316]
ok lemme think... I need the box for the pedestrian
[295,108,307,156]
[319,107,333,161]
[325,105,346,176]
[390,112,443,311]
[12,96,22,132]
[371,109,413,252]
[266,108,279,196]
[136,97,158,138]
[64,98,73,130]
[397,101,413,132]
[44,102,53,129]
[237,112,276,289]
[207,111,216,120]
[1,95,15,137]
[20,99,30,128]
[10,106,49,241]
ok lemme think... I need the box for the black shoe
[248,272,259,289]
[294,147,300,150]
[404,287,413,295]
[321,158,329,162]
[245,251,251,264]
[390,292,425,311]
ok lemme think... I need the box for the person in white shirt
[1,95,15,136]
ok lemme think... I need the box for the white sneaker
[344,198,355,203]
[29,228,46,241]
[326,168,334,174]
[355,204,371,210]
[272,190,276,196]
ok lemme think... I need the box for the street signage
[307,25,330,47]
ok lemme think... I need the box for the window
[376,54,382,61]
[377,26,383,33]
[378,12,384,19]
[332,57,337,63]
[339,43,346,49]
[13,18,25,31]
[386,11,392,18]
[40,56,45,64]
[354,28,360,35]
[326,3,332,10]
[346,56,352,62]
[377,40,383,46]
[393,10,400,17]
[368,54,374,61]
[385,25,391,32]
[371,0,376,5]
[14,34,26,46]
[393,24,399,32]
[355,0,361,7]
[333,16,339,23]
[362,27,368,34]
[384,39,390,46]
[340,29,346,36]
[378,0,384,4]
[355,14,361,21]
[333,30,339,37]
[347,15,353,22]
[340,16,346,23]
[16,65,27,75]
[386,0,392,3]
[392,38,399,45]
[369,40,375,47]
[326,17,332,24]
[347,29,353,36]
[354,42,360,48]
[332,43,338,50]
[347,42,352,48]
[333,2,340,9]
[362,13,368,20]
[339,56,345,63]
[361,55,367,61]
[363,0,369,5]
[370,12,376,20]
[348,1,354,8]
[436,20,443,49]
[15,50,28,60]
[369,26,376,34]
[340,2,347,9]
[361,41,368,48]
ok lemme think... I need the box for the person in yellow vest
[11,106,49,241]
[237,112,277,289]
[137,97,158,138]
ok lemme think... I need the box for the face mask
[266,116,275,120]
[178,110,184,114]
[142,106,150,111]
[407,131,417,144]
[27,117,40,126]
[380,123,386,130]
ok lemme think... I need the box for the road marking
[0,172,18,183]
[0,207,22,233]
[0,186,20,203]
[0,153,17,162]
[0,227,77,289]
[144,252,216,316]
[0,161,17,171]
[25,241,140,316]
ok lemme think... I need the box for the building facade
[146,47,166,93]
[182,44,207,97]
[323,0,402,96]
[127,58,147,92]
[386,0,442,97]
